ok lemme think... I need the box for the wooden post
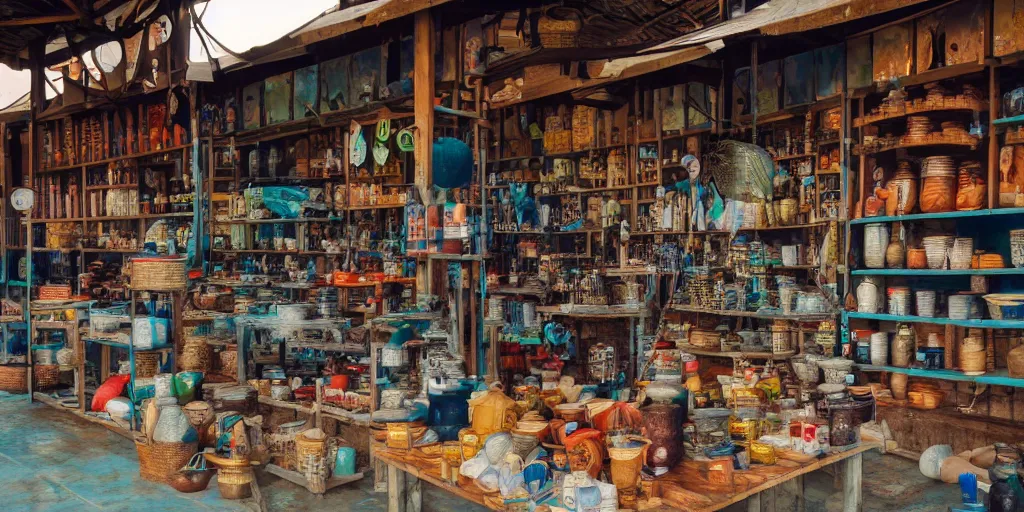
[988,65,999,209]
[746,491,762,512]
[406,474,422,512]
[413,10,435,208]
[387,464,407,512]
[841,452,863,512]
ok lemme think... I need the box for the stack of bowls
[887,287,911,316]
[922,236,955,269]
[869,332,888,366]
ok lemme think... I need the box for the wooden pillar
[988,65,999,209]
[387,464,407,512]
[413,10,435,207]
[841,452,863,512]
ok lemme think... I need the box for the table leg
[388,464,407,512]
[406,475,422,512]
[841,452,863,512]
[746,491,762,512]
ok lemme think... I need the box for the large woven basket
[180,336,212,373]
[33,364,60,389]
[135,353,161,378]
[131,256,188,291]
[135,437,198,483]
[0,364,28,393]
[294,430,326,473]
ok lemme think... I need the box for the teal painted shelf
[84,338,173,352]
[851,268,1024,276]
[856,364,1024,388]
[993,114,1024,126]
[849,208,1024,225]
[845,311,1024,329]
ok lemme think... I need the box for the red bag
[91,374,131,412]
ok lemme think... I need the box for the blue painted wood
[849,208,1024,225]
[993,114,1024,126]
[845,311,1024,329]
[857,364,1024,388]
[851,269,1024,276]
[84,337,172,352]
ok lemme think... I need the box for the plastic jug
[334,447,356,476]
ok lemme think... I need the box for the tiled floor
[0,392,958,511]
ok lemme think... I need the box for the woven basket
[135,438,198,483]
[0,364,28,393]
[294,430,326,473]
[219,349,238,378]
[960,348,986,374]
[135,353,160,378]
[180,336,212,373]
[537,9,582,48]
[949,238,974,270]
[183,401,214,428]
[33,364,60,389]
[687,329,720,349]
[131,257,188,291]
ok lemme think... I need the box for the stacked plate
[906,116,934,139]
[922,235,955,269]
[888,287,911,316]
[941,121,967,136]
[921,156,956,178]
[915,290,937,317]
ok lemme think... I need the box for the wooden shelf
[849,207,1024,225]
[856,364,1024,388]
[852,268,1024,276]
[845,311,1024,329]
[773,152,816,163]
[674,344,797,360]
[854,101,986,128]
[38,143,192,174]
[853,136,980,156]
[669,304,835,321]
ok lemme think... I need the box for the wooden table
[375,449,499,512]
[376,440,879,512]
[653,441,880,512]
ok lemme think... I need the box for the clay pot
[890,373,908,400]
[907,248,928,269]
[885,172,918,216]
[891,324,915,368]
[886,237,905,268]
[920,176,956,213]
[641,403,683,470]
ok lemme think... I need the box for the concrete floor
[0,392,958,511]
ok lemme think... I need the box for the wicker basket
[130,256,188,291]
[33,364,60,389]
[135,437,199,483]
[180,336,212,373]
[687,329,720,349]
[960,348,987,374]
[537,9,582,48]
[294,430,326,473]
[0,364,28,393]
[183,401,214,428]
[135,353,161,378]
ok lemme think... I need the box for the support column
[841,452,863,512]
[387,464,407,512]
[413,10,434,206]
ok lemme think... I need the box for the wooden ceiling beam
[0,14,80,27]
[61,0,88,19]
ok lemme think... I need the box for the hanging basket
[130,256,188,291]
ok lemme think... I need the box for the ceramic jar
[856,279,882,313]
[890,373,908,400]
[641,403,683,473]
[907,248,928,269]
[892,324,915,367]
[863,223,889,268]
[885,164,918,216]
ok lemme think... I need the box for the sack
[92,374,131,412]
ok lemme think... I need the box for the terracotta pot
[890,373,908,400]
[885,174,918,216]
[920,176,956,213]
[907,249,928,269]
